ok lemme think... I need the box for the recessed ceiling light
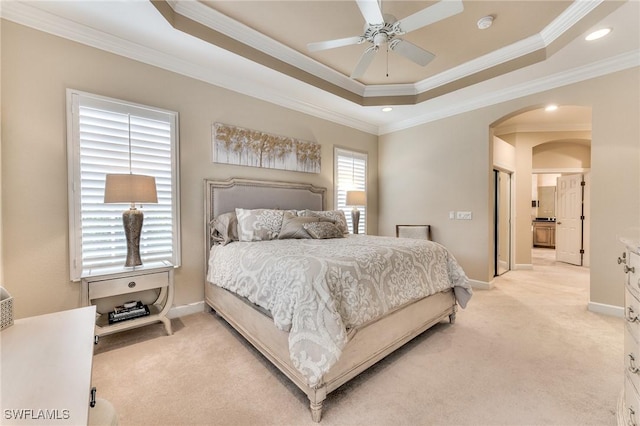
[585,27,612,41]
[477,15,494,30]
[382,107,393,112]
[545,104,558,112]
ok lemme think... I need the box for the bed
[204,178,472,422]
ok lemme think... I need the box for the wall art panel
[212,123,321,173]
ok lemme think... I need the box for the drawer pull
[128,281,136,288]
[627,306,639,323]
[620,252,628,265]
[629,354,640,374]
[626,265,636,274]
[630,406,637,426]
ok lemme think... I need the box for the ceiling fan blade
[355,0,385,25]
[307,36,364,52]
[351,47,377,79]
[389,39,434,66]
[395,0,464,34]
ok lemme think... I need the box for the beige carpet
[92,249,622,425]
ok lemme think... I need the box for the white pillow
[235,208,284,241]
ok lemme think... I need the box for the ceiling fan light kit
[307,0,464,80]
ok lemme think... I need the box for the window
[67,90,180,280]
[334,147,367,234]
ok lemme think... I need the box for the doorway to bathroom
[494,169,511,276]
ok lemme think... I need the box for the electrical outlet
[456,211,472,220]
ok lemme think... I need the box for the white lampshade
[104,174,158,204]
[346,190,366,206]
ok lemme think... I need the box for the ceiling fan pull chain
[386,45,389,77]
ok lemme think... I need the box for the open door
[494,170,511,276]
[556,174,583,265]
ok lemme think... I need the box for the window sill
[80,260,174,280]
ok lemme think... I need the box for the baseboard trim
[167,301,206,319]
[587,301,624,318]
[514,264,533,270]
[469,279,493,290]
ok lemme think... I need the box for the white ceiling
[2,0,639,135]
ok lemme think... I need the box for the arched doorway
[491,105,591,274]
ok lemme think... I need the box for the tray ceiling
[2,0,637,134]
[155,0,624,105]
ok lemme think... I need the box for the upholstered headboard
[204,178,326,264]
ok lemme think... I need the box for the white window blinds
[67,90,180,280]
[335,147,367,234]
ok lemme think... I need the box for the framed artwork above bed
[212,123,321,173]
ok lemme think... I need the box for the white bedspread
[207,235,472,386]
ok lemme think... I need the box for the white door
[556,174,583,265]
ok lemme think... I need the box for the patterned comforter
[206,235,472,386]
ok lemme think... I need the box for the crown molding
[540,0,601,43]
[0,1,378,134]
[415,34,547,94]
[414,1,601,93]
[167,0,603,100]
[169,0,366,96]
[363,83,418,97]
[380,50,640,135]
[2,0,636,137]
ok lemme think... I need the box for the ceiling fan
[307,0,464,79]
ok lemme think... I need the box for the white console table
[0,306,97,425]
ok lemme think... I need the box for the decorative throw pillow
[303,222,344,239]
[236,208,284,241]
[211,212,238,246]
[299,210,349,235]
[278,212,333,239]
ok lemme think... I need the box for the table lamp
[104,173,158,267]
[346,190,366,234]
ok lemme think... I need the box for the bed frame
[204,178,457,422]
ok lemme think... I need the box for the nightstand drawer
[89,271,169,300]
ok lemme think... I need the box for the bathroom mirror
[537,186,556,218]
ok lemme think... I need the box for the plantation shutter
[335,148,367,234]
[67,91,180,280]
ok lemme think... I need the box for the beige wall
[1,21,378,319]
[493,136,516,172]
[533,141,591,169]
[590,69,640,307]
[379,68,640,310]
[379,113,493,283]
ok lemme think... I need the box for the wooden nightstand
[81,261,174,339]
